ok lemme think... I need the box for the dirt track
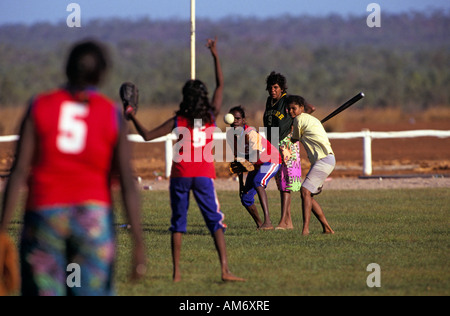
[1,112,449,190]
[129,119,450,180]
[137,175,450,192]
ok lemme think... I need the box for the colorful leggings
[20,203,116,296]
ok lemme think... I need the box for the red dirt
[127,120,450,179]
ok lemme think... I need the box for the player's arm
[291,121,301,143]
[305,102,316,114]
[0,108,35,232]
[129,113,175,142]
[207,37,224,118]
[247,130,264,164]
[113,116,146,280]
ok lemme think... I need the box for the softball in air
[224,113,234,125]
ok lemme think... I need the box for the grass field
[4,188,449,296]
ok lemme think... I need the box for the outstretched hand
[206,37,218,56]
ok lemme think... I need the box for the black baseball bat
[321,92,365,124]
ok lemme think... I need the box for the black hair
[229,105,246,118]
[176,79,213,127]
[266,71,288,92]
[65,40,109,88]
[286,95,306,107]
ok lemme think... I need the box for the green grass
[4,188,450,296]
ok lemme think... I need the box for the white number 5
[57,102,89,154]
[192,119,206,148]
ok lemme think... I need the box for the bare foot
[258,223,274,231]
[275,223,294,230]
[173,275,181,282]
[222,272,246,282]
[323,228,335,234]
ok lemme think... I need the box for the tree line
[0,11,448,110]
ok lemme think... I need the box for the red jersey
[226,125,282,165]
[171,115,216,178]
[27,88,120,209]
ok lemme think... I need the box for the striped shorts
[241,162,280,207]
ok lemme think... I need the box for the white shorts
[302,154,336,194]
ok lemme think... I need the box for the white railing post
[362,129,373,176]
[165,135,173,178]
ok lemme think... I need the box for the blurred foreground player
[0,40,145,295]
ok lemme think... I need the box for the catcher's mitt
[119,82,139,119]
[229,157,255,174]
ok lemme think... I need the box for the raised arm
[206,37,224,118]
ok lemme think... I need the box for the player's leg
[276,165,294,230]
[278,191,293,230]
[255,186,273,230]
[254,162,280,230]
[68,203,116,296]
[300,186,313,235]
[169,177,192,282]
[192,177,244,282]
[171,232,183,282]
[212,228,245,282]
[311,198,334,234]
[301,155,335,235]
[20,208,70,296]
[241,170,262,228]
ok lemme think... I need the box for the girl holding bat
[287,95,335,236]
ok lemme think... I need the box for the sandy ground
[1,175,449,194]
[136,175,450,192]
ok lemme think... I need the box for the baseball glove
[119,82,139,120]
[229,157,255,174]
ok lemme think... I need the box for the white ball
[224,113,234,125]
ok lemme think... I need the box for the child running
[226,106,281,230]
[287,95,335,236]
[126,38,244,282]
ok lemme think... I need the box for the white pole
[190,0,196,80]
[362,129,373,176]
[165,135,173,178]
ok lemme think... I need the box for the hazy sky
[0,0,449,25]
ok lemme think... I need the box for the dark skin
[230,110,273,230]
[288,102,334,236]
[267,84,316,230]
[0,93,146,282]
[128,38,244,283]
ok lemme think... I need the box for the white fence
[127,129,450,177]
[2,130,450,177]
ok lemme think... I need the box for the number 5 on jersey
[57,102,89,154]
